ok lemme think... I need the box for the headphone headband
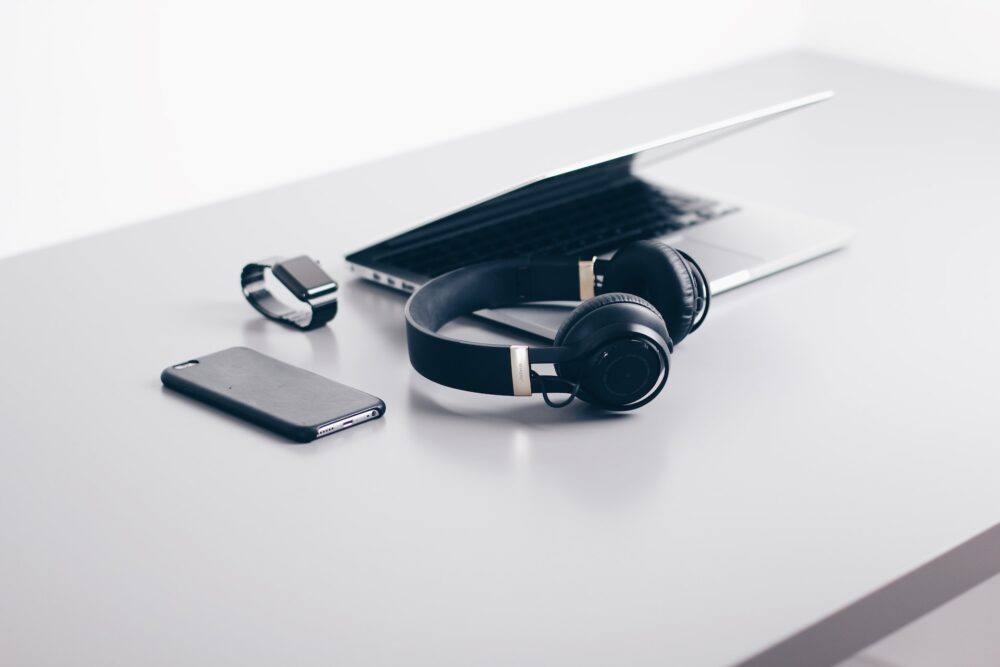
[405,257,597,396]
[404,243,707,409]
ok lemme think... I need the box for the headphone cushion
[602,240,698,344]
[554,292,665,347]
[554,292,671,406]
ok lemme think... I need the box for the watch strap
[241,257,338,330]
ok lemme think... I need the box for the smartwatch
[241,255,338,330]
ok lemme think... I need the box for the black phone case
[161,347,385,442]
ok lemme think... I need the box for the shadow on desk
[407,382,667,507]
[241,316,340,368]
[408,382,625,426]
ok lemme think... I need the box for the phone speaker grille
[316,409,379,437]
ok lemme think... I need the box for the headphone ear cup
[554,292,670,409]
[553,293,670,405]
[603,240,698,344]
[554,293,666,349]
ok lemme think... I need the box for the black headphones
[404,240,710,411]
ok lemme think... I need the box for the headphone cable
[530,371,582,408]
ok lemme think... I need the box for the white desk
[2,52,999,666]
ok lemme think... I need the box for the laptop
[345,91,853,340]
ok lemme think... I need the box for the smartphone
[161,347,385,442]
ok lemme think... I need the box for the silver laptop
[345,91,852,340]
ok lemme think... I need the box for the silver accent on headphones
[578,258,596,300]
[509,345,532,396]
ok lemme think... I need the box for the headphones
[404,240,710,411]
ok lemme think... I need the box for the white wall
[803,0,1000,92]
[3,0,1000,259]
[0,0,801,258]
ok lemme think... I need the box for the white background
[2,0,999,258]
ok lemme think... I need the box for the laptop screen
[346,92,832,283]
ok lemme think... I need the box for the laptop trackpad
[668,238,761,281]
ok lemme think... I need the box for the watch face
[273,256,337,299]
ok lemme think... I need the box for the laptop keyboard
[371,176,737,278]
